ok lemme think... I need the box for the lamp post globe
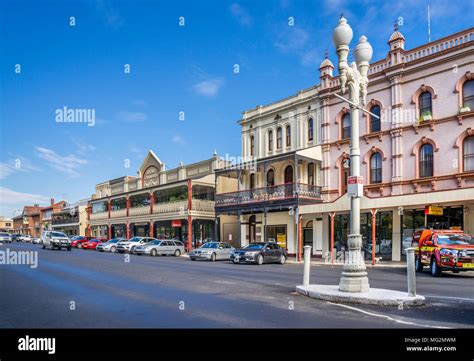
[354,35,373,65]
[332,16,353,47]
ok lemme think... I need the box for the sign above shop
[425,205,444,216]
[171,220,182,228]
[347,176,363,198]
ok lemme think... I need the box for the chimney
[50,198,54,206]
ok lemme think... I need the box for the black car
[231,242,288,265]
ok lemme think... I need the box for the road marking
[424,295,474,302]
[327,302,451,329]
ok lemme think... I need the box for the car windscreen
[244,243,265,249]
[201,243,218,248]
[127,237,141,242]
[437,234,473,245]
[70,236,82,240]
[0,233,9,236]
[108,239,120,243]
[148,240,161,245]
[51,232,68,238]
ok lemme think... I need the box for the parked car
[190,242,234,261]
[414,229,474,276]
[135,239,185,256]
[11,234,20,242]
[96,238,126,252]
[70,236,93,248]
[231,242,288,265]
[42,231,71,250]
[20,235,32,242]
[82,238,106,250]
[0,233,12,243]
[116,237,157,254]
[32,237,41,244]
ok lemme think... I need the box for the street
[1,242,473,328]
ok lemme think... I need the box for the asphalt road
[0,242,473,328]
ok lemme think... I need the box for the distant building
[51,199,89,236]
[0,217,14,233]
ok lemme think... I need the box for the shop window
[464,136,474,171]
[463,80,474,108]
[266,169,275,187]
[154,185,188,203]
[370,105,381,132]
[192,185,215,201]
[342,113,351,139]
[370,152,382,184]
[266,225,287,249]
[111,197,127,211]
[419,144,434,177]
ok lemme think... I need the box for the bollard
[303,245,312,286]
[406,247,416,297]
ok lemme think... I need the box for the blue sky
[1,0,473,217]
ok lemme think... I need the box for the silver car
[116,237,157,254]
[190,242,234,261]
[96,237,126,252]
[135,239,185,257]
[0,233,12,244]
[42,231,71,250]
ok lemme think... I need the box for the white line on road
[327,302,451,329]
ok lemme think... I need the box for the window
[266,169,275,187]
[370,152,382,184]
[342,113,351,139]
[276,127,282,149]
[308,163,315,185]
[419,144,434,177]
[308,118,314,141]
[268,130,273,151]
[370,105,381,132]
[419,91,432,117]
[464,136,474,171]
[250,135,255,156]
[286,125,291,147]
[341,158,350,193]
[464,80,474,109]
[250,173,255,190]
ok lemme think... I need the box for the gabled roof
[138,150,163,175]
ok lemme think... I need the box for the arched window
[286,125,291,147]
[249,173,255,190]
[370,152,382,184]
[268,130,273,152]
[464,136,474,172]
[266,169,275,187]
[463,80,474,109]
[250,135,255,156]
[419,91,432,117]
[342,113,351,139]
[308,118,314,141]
[276,127,282,149]
[419,144,434,177]
[370,105,381,132]
[341,157,350,194]
[308,163,315,185]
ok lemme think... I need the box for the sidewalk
[286,258,407,269]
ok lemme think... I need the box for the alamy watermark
[0,248,38,269]
[55,106,95,127]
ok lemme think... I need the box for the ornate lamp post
[333,16,373,293]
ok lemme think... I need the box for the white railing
[129,206,151,216]
[192,199,215,213]
[90,212,108,221]
[153,200,188,214]
[110,209,127,218]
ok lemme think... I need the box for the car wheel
[415,256,423,272]
[42,244,45,249]
[174,249,181,257]
[430,258,442,277]
[77,243,82,249]
[130,246,135,254]
[110,246,116,253]
[151,249,157,257]
[210,253,216,262]
[279,255,286,265]
[256,254,264,265]
[190,257,196,261]
[232,258,239,264]
[49,243,54,250]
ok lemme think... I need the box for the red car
[82,238,106,250]
[70,236,93,248]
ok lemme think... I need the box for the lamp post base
[338,233,370,293]
[339,271,370,293]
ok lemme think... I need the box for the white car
[96,237,126,252]
[116,237,157,254]
[19,235,32,242]
[135,239,185,256]
[0,233,12,243]
[190,242,235,261]
[42,231,71,250]
[32,238,41,244]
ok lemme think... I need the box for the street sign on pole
[347,176,363,198]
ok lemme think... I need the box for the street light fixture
[333,16,373,293]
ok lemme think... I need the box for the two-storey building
[87,151,234,250]
[51,199,89,236]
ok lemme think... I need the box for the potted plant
[420,110,432,121]
[459,105,471,114]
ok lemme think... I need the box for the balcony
[129,206,151,217]
[110,209,127,218]
[215,182,322,213]
[90,212,108,221]
[52,216,79,225]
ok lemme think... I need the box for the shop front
[130,223,150,237]
[111,224,126,238]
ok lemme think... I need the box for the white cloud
[171,136,185,145]
[0,187,50,205]
[0,156,41,180]
[118,111,148,122]
[193,78,224,98]
[35,147,87,177]
[229,3,253,27]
